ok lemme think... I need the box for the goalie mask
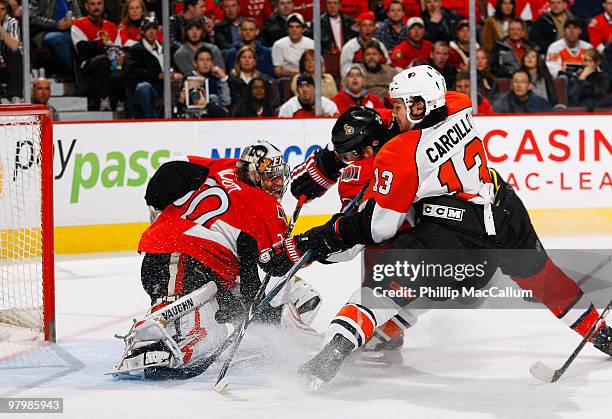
[389,65,447,125]
[237,140,290,200]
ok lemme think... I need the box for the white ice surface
[1,235,611,419]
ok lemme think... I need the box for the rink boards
[24,115,612,253]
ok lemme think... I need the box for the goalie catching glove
[290,145,346,201]
[259,214,351,276]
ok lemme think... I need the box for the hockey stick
[214,185,368,391]
[530,296,612,383]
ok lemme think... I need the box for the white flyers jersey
[362,92,495,243]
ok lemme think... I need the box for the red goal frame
[0,104,55,342]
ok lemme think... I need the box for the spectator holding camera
[173,81,228,118]
[71,0,122,110]
[546,18,592,78]
[568,48,611,110]
[228,45,274,104]
[278,73,339,117]
[185,46,231,107]
[173,19,224,75]
[493,69,553,113]
[231,77,277,117]
[30,0,82,76]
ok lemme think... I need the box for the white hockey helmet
[237,140,290,200]
[389,65,447,124]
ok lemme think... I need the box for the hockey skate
[109,318,182,379]
[360,332,405,364]
[593,325,612,356]
[298,334,354,392]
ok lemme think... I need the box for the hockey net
[0,105,55,343]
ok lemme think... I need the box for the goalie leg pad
[113,282,220,376]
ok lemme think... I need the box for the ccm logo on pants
[422,204,465,221]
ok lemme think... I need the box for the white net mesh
[0,114,45,342]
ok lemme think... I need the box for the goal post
[0,104,55,342]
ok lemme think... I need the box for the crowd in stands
[1,0,611,117]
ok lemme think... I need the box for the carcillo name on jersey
[425,110,474,163]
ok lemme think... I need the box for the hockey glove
[290,145,347,201]
[259,214,350,276]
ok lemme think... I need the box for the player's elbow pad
[336,199,377,246]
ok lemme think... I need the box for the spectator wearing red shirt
[71,0,121,110]
[390,17,432,68]
[332,63,385,112]
[588,0,612,52]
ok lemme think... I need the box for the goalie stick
[530,296,612,383]
[214,185,368,391]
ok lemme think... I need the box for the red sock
[512,258,605,339]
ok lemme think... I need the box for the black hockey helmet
[331,106,387,162]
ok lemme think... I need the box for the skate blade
[359,350,404,365]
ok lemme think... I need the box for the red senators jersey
[139,157,288,290]
[339,157,374,211]
[588,13,612,51]
[390,40,432,69]
[362,91,495,242]
[71,17,120,46]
